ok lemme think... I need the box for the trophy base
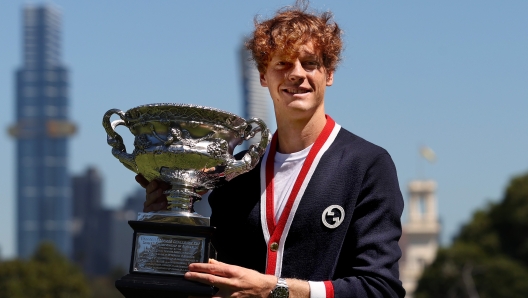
[115,273,217,298]
[116,220,217,297]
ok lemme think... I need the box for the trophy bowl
[102,103,270,225]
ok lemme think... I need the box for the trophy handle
[224,118,270,181]
[102,109,139,174]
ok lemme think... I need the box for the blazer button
[270,242,279,252]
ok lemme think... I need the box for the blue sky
[0,1,527,258]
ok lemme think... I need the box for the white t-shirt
[272,144,327,297]
[273,144,312,221]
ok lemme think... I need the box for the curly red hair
[246,2,343,73]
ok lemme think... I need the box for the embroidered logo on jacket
[322,205,345,229]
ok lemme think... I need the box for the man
[138,3,405,297]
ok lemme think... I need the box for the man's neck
[274,109,327,154]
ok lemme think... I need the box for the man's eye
[304,61,319,69]
[275,61,289,69]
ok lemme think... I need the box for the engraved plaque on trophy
[133,234,205,275]
[102,103,269,297]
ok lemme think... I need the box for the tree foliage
[86,267,126,298]
[415,172,528,298]
[415,243,528,298]
[0,242,91,298]
[489,173,528,267]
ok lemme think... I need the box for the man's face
[260,41,334,121]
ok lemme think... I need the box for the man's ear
[326,71,334,86]
[260,73,268,87]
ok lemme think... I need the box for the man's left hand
[185,259,277,298]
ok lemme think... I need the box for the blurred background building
[108,188,145,273]
[8,4,76,259]
[71,166,145,276]
[399,180,441,298]
[239,43,272,149]
[71,166,111,275]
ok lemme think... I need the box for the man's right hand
[135,174,170,212]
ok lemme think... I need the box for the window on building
[46,105,58,116]
[46,71,57,82]
[22,156,34,167]
[23,106,36,117]
[45,186,57,197]
[23,220,38,231]
[23,186,37,197]
[24,71,36,82]
[24,86,36,97]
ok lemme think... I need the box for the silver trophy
[104,104,269,286]
[103,103,269,225]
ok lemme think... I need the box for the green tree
[0,242,91,298]
[489,173,528,267]
[87,268,126,298]
[415,172,528,298]
[415,243,528,298]
[455,204,501,255]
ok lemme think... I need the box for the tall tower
[399,180,441,297]
[9,5,76,258]
[240,44,272,147]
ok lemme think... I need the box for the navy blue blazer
[209,125,405,298]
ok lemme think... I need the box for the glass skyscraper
[9,5,76,258]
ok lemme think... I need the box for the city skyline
[0,1,527,258]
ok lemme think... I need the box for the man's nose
[288,61,306,81]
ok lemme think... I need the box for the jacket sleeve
[324,152,405,298]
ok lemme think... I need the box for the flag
[420,146,436,163]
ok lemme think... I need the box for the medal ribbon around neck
[264,116,336,274]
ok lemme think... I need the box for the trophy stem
[136,185,209,226]
[165,185,201,213]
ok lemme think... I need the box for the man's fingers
[145,180,159,194]
[146,188,165,202]
[145,180,171,194]
[208,259,223,265]
[144,202,164,213]
[143,200,167,212]
[135,174,149,188]
[188,261,234,278]
[136,175,171,212]
[145,193,165,206]
[185,271,232,288]
[160,182,171,190]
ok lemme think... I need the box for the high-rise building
[9,5,76,258]
[71,168,147,276]
[110,189,146,273]
[240,44,272,148]
[72,167,110,275]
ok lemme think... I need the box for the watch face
[273,286,289,298]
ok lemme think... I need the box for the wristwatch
[270,277,289,298]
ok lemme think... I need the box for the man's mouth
[283,88,311,94]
